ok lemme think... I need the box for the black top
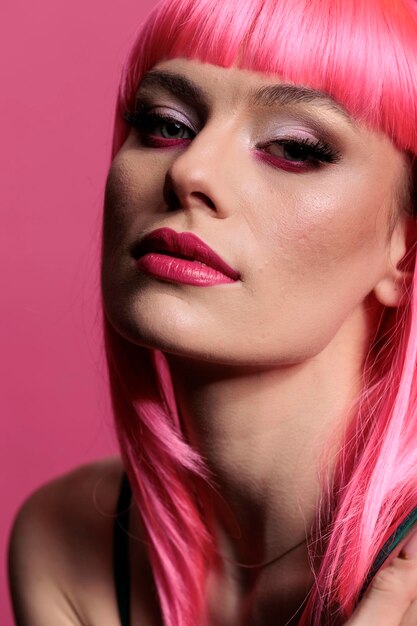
[113,472,132,626]
[113,474,417,626]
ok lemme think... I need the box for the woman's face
[102,57,411,367]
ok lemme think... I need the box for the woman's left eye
[124,110,195,142]
[266,137,341,165]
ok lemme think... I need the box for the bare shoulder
[8,457,125,626]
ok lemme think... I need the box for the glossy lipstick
[133,227,240,286]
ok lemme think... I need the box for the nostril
[165,190,216,211]
[193,191,215,209]
[163,175,216,211]
[166,188,181,211]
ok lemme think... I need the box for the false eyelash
[269,137,342,165]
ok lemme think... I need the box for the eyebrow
[137,70,354,123]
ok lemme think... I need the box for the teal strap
[358,505,417,601]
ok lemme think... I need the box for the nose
[162,124,235,218]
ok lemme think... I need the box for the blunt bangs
[115,0,417,157]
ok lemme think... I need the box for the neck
[163,307,371,624]
[168,347,362,562]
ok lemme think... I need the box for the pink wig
[102,0,417,624]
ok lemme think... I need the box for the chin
[104,302,207,355]
[101,285,339,368]
[105,319,305,371]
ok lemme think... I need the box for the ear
[373,212,415,308]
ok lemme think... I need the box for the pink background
[0,0,158,623]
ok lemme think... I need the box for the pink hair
[102,0,417,624]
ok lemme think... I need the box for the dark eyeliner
[123,109,186,130]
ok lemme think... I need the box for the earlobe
[373,214,416,308]
[373,272,413,308]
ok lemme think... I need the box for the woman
[8,0,417,624]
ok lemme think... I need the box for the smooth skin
[9,57,417,625]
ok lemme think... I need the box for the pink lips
[133,227,240,286]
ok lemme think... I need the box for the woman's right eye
[124,110,195,145]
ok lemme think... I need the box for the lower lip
[135,253,237,286]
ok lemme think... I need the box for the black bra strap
[113,472,132,626]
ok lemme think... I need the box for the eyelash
[124,109,194,146]
[123,108,342,170]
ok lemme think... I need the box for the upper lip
[133,227,240,280]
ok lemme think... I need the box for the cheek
[103,152,163,252]
[104,148,169,219]
[258,173,389,279]
[240,172,392,356]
